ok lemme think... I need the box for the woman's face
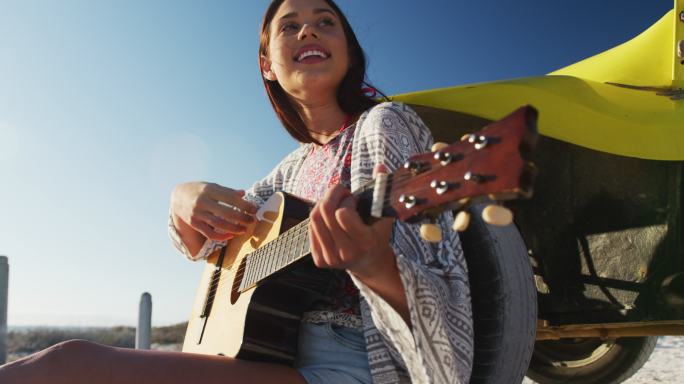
[262,0,350,101]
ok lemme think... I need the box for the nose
[297,23,318,40]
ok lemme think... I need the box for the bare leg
[0,339,307,384]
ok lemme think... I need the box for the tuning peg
[482,205,513,226]
[420,222,442,243]
[452,211,471,232]
[431,142,449,152]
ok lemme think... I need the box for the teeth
[297,50,328,61]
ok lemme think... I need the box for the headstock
[357,105,538,241]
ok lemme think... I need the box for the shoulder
[358,101,421,125]
[354,101,433,151]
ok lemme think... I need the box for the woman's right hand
[171,182,258,242]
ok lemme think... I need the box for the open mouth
[294,45,331,63]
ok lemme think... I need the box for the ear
[260,55,277,81]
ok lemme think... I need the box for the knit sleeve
[350,102,474,384]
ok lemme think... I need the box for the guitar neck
[237,104,538,291]
[238,218,312,291]
[238,181,381,291]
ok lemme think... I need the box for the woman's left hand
[309,166,395,279]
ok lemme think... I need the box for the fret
[278,231,287,270]
[286,229,295,264]
[250,254,259,285]
[293,224,302,260]
[258,241,268,280]
[277,234,285,269]
[244,256,254,288]
[294,227,302,261]
[297,225,309,258]
[278,231,287,269]
[300,222,309,257]
[261,246,270,277]
[254,244,267,284]
[267,239,276,277]
[289,225,298,263]
[262,249,271,280]
[253,250,264,283]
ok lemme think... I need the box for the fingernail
[372,163,388,177]
[340,196,356,209]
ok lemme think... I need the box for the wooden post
[136,292,152,350]
[0,256,8,364]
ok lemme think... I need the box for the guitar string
[200,173,471,301]
[201,170,404,296]
[200,160,493,300]
[199,139,512,300]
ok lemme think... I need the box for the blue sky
[0,0,673,327]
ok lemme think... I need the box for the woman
[0,1,473,383]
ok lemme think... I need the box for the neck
[291,95,347,145]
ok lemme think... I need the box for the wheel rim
[534,338,616,368]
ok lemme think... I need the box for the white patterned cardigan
[169,102,474,384]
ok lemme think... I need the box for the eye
[318,17,335,27]
[280,22,299,33]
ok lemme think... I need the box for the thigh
[0,340,307,384]
[295,323,372,384]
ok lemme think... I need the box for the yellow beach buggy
[393,2,684,383]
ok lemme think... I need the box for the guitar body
[182,192,334,364]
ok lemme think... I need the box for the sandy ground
[523,336,684,384]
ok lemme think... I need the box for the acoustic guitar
[182,105,539,364]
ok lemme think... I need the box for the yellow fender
[393,1,684,161]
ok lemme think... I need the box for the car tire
[526,336,657,384]
[459,204,538,384]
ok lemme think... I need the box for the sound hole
[230,257,247,305]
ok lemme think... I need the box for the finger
[320,186,360,260]
[190,217,234,241]
[309,207,330,268]
[372,163,389,178]
[206,184,258,214]
[308,219,325,268]
[319,186,353,247]
[206,203,255,227]
[322,184,353,212]
[309,206,339,267]
[335,205,373,243]
[197,211,247,235]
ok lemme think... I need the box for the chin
[294,71,343,92]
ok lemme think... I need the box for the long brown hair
[259,0,379,144]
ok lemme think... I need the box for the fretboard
[238,218,311,291]
[236,177,384,292]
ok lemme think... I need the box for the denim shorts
[294,322,372,384]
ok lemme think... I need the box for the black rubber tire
[526,336,657,384]
[459,204,538,384]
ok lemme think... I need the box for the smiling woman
[0,1,473,383]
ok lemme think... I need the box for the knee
[0,340,104,381]
[47,339,103,360]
